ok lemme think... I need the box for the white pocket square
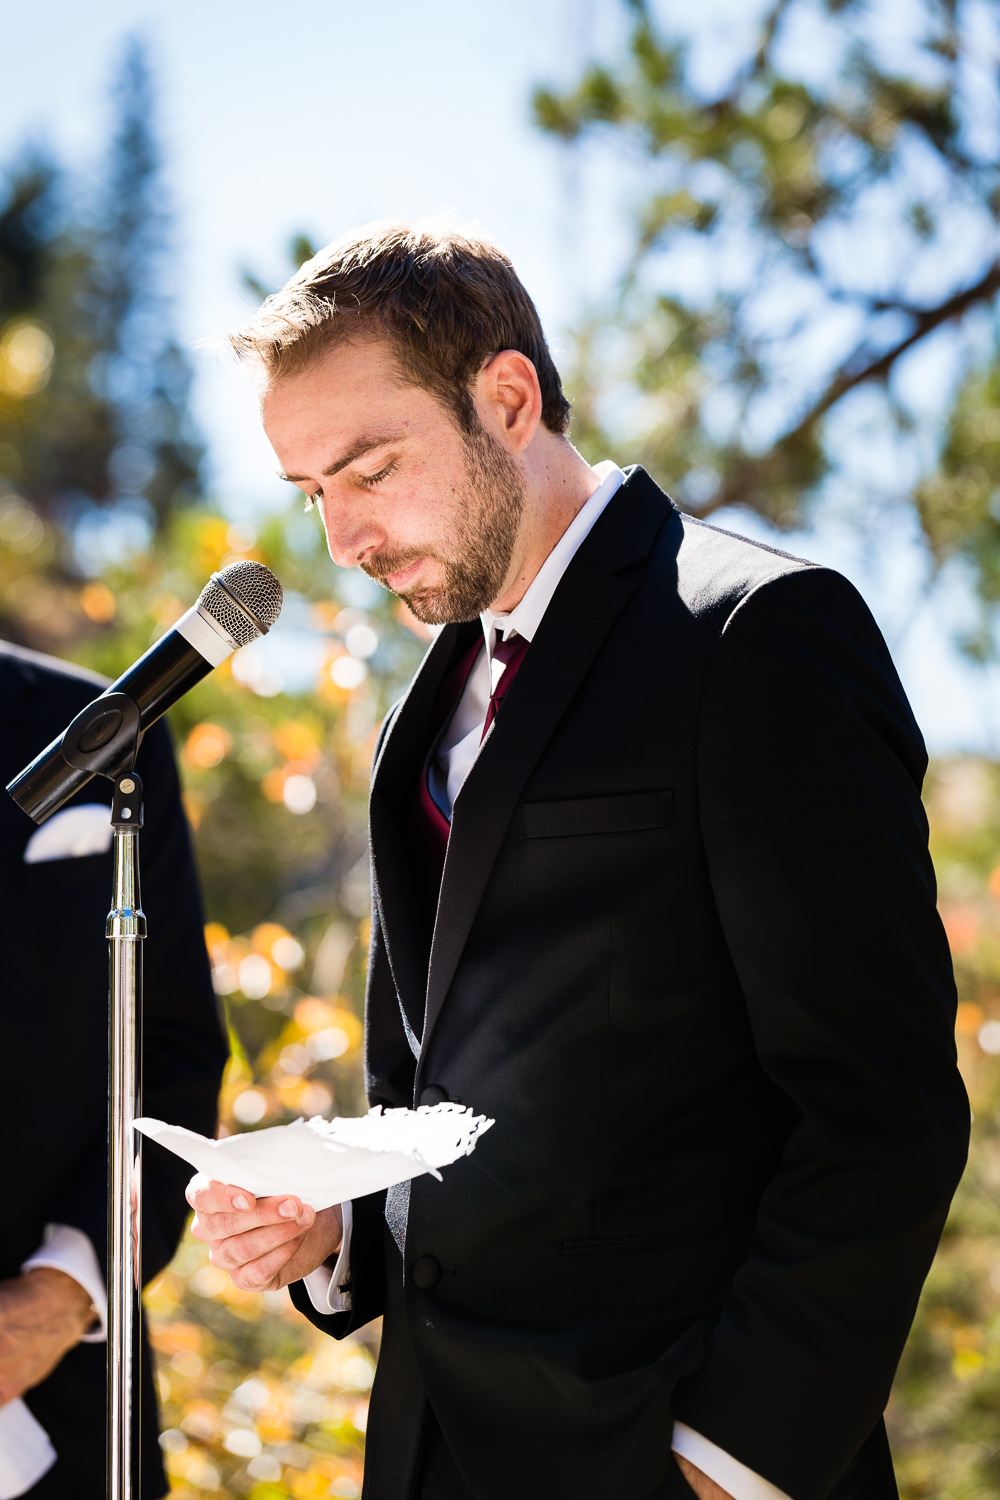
[23,803,113,864]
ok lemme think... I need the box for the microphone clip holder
[61,691,142,782]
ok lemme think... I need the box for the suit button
[420,1084,448,1107]
[411,1255,441,1290]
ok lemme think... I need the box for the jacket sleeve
[673,566,969,1500]
[289,1189,388,1338]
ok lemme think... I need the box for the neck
[490,436,602,613]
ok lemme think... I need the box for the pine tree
[0,37,204,649]
[90,36,202,530]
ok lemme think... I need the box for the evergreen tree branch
[698,259,1000,516]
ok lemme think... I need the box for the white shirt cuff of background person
[673,1423,792,1500]
[0,1396,56,1500]
[0,1223,108,1498]
[21,1223,108,1341]
[304,1204,790,1500]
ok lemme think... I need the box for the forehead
[261,337,435,464]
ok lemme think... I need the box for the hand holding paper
[135,1102,494,1210]
[135,1103,494,1295]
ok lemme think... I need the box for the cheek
[387,475,463,543]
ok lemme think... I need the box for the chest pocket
[522,789,672,838]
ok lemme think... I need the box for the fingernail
[299,1206,315,1226]
[279,1199,299,1218]
[233,1194,250,1211]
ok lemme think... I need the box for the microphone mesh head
[197,560,283,647]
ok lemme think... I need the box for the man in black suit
[191,224,969,1500]
[0,641,228,1498]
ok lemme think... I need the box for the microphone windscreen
[198,560,283,646]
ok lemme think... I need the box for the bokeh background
[3,0,1000,1494]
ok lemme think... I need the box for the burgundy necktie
[481,632,529,741]
[410,631,529,918]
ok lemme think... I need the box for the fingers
[203,1214,314,1271]
[192,1199,313,1245]
[186,1179,317,1294]
[188,1180,309,1238]
[183,1175,328,1293]
[224,1234,309,1293]
[186,1175,258,1215]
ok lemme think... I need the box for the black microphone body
[7,561,283,825]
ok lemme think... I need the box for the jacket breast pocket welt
[521,789,672,839]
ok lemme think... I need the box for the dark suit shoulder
[0,639,109,703]
[671,511,819,624]
[611,466,821,629]
[0,638,177,798]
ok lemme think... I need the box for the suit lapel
[420,466,675,1057]
[369,620,481,1039]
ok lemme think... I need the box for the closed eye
[356,460,398,490]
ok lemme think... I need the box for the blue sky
[3,0,998,752]
[3,0,628,505]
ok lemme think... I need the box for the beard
[361,415,525,624]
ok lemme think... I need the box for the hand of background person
[0,1267,95,1403]
[187,1179,343,1292]
[675,1455,735,1500]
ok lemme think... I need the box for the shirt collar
[480,460,625,653]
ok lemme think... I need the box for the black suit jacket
[0,642,228,1499]
[292,468,969,1500]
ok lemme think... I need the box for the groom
[191,221,969,1500]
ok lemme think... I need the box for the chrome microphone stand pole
[40,688,147,1499]
[107,768,145,1500]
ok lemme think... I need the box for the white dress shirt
[0,1224,107,1498]
[308,460,792,1500]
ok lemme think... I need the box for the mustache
[361,547,433,584]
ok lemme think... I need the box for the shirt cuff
[302,1201,353,1315]
[21,1224,107,1344]
[0,1397,57,1497]
[672,1422,793,1500]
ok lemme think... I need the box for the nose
[319,496,383,569]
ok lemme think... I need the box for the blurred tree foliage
[0,35,201,657]
[889,762,1000,1496]
[90,38,203,529]
[534,0,1000,648]
[0,40,429,1496]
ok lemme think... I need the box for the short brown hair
[229,219,572,435]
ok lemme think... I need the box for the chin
[402,588,482,627]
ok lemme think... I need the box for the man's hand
[0,1268,95,1404]
[675,1455,735,1500]
[187,1179,343,1292]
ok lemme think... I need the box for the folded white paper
[134,1103,494,1210]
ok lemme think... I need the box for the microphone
[7,559,284,825]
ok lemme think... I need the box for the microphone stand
[107,767,144,1500]
[60,694,146,1500]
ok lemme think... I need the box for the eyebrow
[278,431,404,485]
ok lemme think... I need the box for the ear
[474,350,542,455]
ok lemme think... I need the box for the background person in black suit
[190,224,970,1500]
[0,641,228,1499]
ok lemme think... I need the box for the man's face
[262,338,525,623]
